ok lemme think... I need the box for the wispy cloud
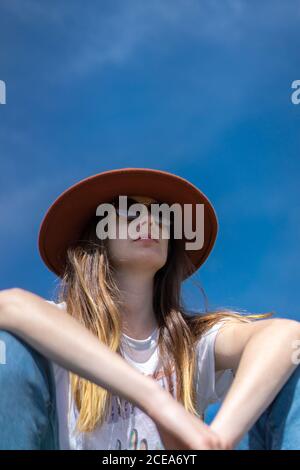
[58,0,300,77]
[2,0,299,79]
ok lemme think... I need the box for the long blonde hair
[56,214,273,433]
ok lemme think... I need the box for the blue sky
[0,0,300,432]
[0,0,299,323]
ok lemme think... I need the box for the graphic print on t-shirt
[108,367,175,450]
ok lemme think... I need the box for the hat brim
[38,168,218,278]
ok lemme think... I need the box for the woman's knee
[0,330,58,449]
[0,330,52,398]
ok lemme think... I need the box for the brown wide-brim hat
[38,168,218,278]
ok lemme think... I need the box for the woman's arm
[210,317,300,448]
[0,287,227,450]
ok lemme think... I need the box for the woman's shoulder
[194,318,235,388]
[195,318,234,352]
[193,318,235,412]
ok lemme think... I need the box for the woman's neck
[114,270,158,340]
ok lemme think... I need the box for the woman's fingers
[149,391,230,450]
[154,409,224,450]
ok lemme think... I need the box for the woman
[0,167,299,450]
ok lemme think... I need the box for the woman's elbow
[0,288,24,330]
[276,318,300,336]
[270,319,300,358]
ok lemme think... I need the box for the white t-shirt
[46,300,234,450]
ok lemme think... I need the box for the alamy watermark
[0,340,6,365]
[95,196,205,250]
[0,80,6,104]
[292,339,300,365]
[291,80,300,105]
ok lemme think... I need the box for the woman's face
[107,195,170,275]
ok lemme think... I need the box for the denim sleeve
[0,330,59,450]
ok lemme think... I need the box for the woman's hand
[145,387,231,450]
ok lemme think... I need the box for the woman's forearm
[210,320,300,448]
[0,288,164,417]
